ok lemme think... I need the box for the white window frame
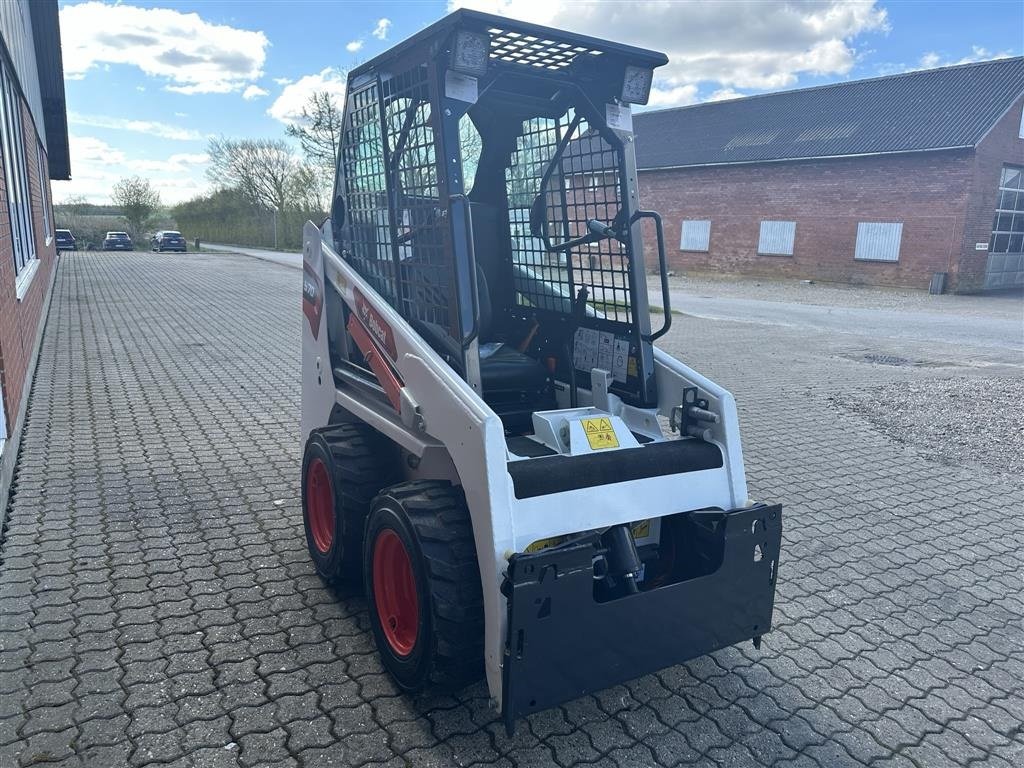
[679,219,711,252]
[758,220,796,256]
[1019,104,1024,140]
[854,222,903,262]
[0,57,38,298]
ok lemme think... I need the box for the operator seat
[471,203,554,427]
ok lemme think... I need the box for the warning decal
[581,417,620,450]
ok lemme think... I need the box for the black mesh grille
[505,111,633,325]
[340,67,458,338]
[382,65,453,335]
[486,26,603,71]
[340,83,395,303]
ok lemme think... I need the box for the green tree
[110,177,161,237]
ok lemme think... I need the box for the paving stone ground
[1,251,1022,768]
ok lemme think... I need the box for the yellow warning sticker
[582,417,620,450]
[525,536,564,553]
[626,356,638,378]
[631,519,651,539]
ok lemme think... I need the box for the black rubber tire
[301,423,398,583]
[364,480,484,691]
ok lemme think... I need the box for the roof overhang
[28,0,70,180]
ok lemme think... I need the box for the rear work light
[451,29,491,77]
[621,64,653,105]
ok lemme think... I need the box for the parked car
[151,230,187,252]
[55,229,76,251]
[103,232,133,251]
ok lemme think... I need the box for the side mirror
[528,194,547,240]
[332,194,346,233]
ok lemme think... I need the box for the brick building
[0,1,69,512]
[633,57,1024,292]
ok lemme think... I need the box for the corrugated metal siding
[854,222,903,262]
[634,57,1024,170]
[758,221,796,256]
[0,0,45,151]
[680,219,711,251]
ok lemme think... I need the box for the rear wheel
[364,481,484,691]
[301,423,397,583]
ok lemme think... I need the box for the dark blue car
[103,231,133,251]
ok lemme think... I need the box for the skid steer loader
[301,9,782,732]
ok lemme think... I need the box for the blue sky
[53,0,1023,205]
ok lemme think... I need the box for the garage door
[985,165,1024,289]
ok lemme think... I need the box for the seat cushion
[481,344,549,395]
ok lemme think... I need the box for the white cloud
[707,88,744,103]
[273,77,293,85]
[346,40,364,53]
[69,112,204,141]
[917,46,1014,70]
[268,67,347,125]
[59,1,269,94]
[373,18,392,40]
[55,135,210,204]
[242,85,269,100]
[448,0,889,106]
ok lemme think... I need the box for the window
[855,222,903,262]
[1019,105,1024,140]
[37,142,51,243]
[680,220,711,252]
[758,220,796,256]
[0,58,36,286]
[990,165,1024,255]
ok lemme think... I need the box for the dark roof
[350,9,667,81]
[634,57,1024,171]
[28,0,69,180]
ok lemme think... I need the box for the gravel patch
[652,273,1024,320]
[828,374,1024,479]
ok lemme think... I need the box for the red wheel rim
[372,529,419,657]
[306,458,334,553]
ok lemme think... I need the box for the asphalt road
[656,289,1023,353]
[205,243,1022,355]
[204,242,303,270]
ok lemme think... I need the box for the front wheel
[364,481,484,691]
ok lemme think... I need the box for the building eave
[28,0,70,180]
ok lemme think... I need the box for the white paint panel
[680,219,711,251]
[758,220,796,256]
[855,222,903,262]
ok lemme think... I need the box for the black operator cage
[331,9,669,408]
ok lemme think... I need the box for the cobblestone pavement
[1,251,1022,768]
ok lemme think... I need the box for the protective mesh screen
[339,83,396,302]
[382,66,454,335]
[505,111,633,324]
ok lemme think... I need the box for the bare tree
[285,91,344,179]
[206,137,297,211]
[287,163,328,214]
[111,177,161,237]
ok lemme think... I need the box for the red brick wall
[956,93,1024,291]
[0,98,58,432]
[637,148,977,290]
